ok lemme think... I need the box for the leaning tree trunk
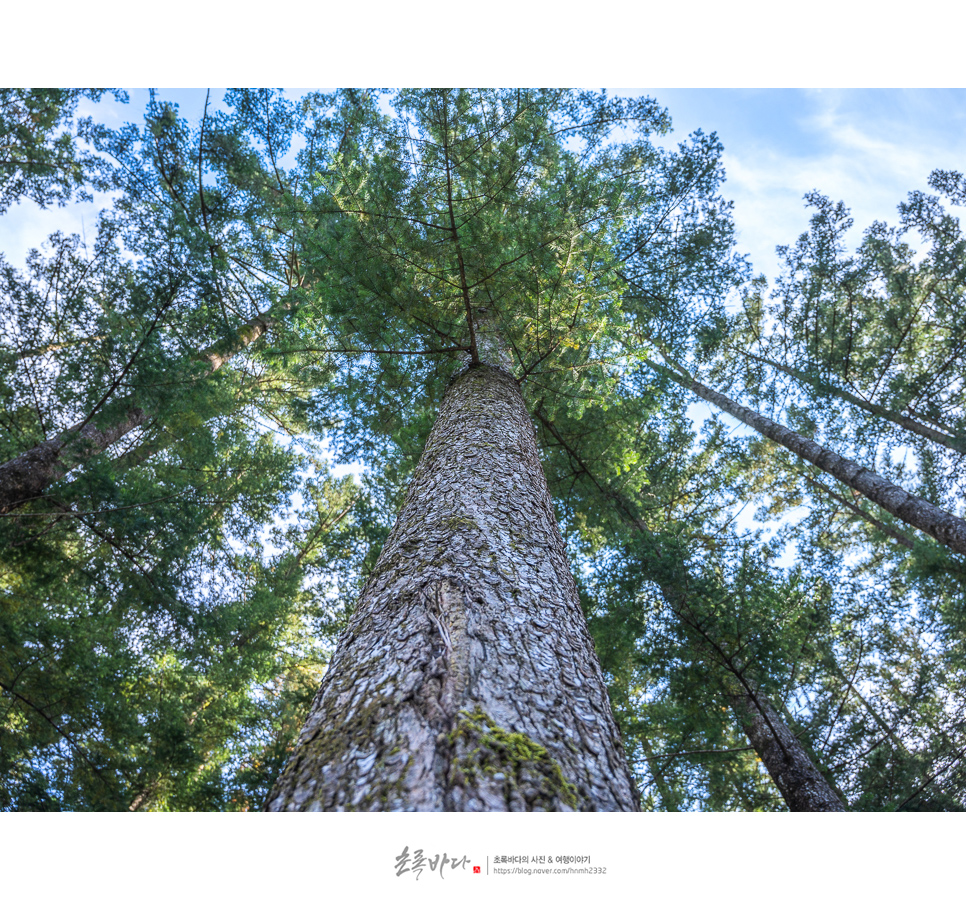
[657,581,846,812]
[534,408,846,811]
[0,306,280,516]
[644,355,966,558]
[265,361,640,811]
[728,689,846,812]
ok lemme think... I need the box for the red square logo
[473,866,481,874]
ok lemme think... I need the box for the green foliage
[3,88,964,812]
[0,89,366,810]
[0,89,125,214]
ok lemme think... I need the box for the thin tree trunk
[638,733,680,811]
[265,361,640,811]
[728,689,846,812]
[775,694,851,804]
[645,355,966,558]
[657,579,846,812]
[738,349,966,455]
[0,307,279,515]
[823,653,911,756]
[11,335,108,361]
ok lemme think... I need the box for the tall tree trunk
[265,361,640,811]
[727,688,846,812]
[645,355,966,558]
[0,307,279,516]
[737,349,966,455]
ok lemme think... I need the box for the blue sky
[5,86,957,525]
[641,89,966,282]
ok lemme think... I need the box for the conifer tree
[6,88,964,812]
[264,89,742,810]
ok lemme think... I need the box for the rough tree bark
[265,360,640,811]
[645,355,966,558]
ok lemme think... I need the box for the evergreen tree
[266,88,737,810]
[4,88,964,812]
[0,90,359,810]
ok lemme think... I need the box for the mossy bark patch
[447,708,579,811]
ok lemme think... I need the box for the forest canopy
[1,88,964,811]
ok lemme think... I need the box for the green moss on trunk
[446,707,579,810]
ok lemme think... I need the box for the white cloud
[716,90,966,282]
